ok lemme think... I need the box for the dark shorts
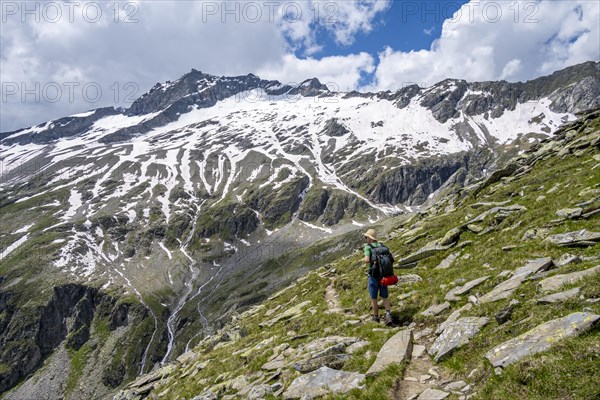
[368,276,388,299]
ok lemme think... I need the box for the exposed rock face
[0,284,146,394]
[485,312,600,368]
[365,152,488,206]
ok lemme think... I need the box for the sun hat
[363,228,377,241]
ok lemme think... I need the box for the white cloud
[372,0,600,90]
[257,53,375,91]
[0,0,388,131]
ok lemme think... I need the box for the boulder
[556,208,583,219]
[536,287,581,304]
[396,241,454,267]
[397,274,423,285]
[417,388,450,399]
[366,329,413,376]
[436,303,473,334]
[479,258,553,303]
[538,265,600,292]
[247,384,273,400]
[283,367,365,399]
[494,299,519,325]
[435,252,461,270]
[429,317,489,362]
[544,230,600,247]
[445,276,490,301]
[260,301,312,327]
[420,302,451,317]
[485,312,600,368]
[440,227,463,246]
[467,204,526,224]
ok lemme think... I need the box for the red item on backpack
[379,275,398,286]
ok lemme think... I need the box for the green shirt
[363,242,381,258]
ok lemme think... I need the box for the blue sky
[1,0,598,131]
[318,1,468,55]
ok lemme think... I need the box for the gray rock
[398,290,418,300]
[411,344,427,359]
[495,299,520,325]
[366,329,413,376]
[398,274,423,285]
[480,258,553,303]
[539,265,600,292]
[537,287,581,304]
[191,391,218,400]
[396,241,454,267]
[466,224,484,233]
[554,253,582,267]
[521,228,551,241]
[445,276,490,301]
[556,208,583,219]
[262,355,287,371]
[293,354,350,373]
[421,302,451,317]
[485,312,600,368]
[435,252,461,270]
[436,303,473,334]
[247,384,273,400]
[428,317,489,362]
[544,229,600,247]
[417,388,450,399]
[445,380,467,391]
[346,341,370,354]
[467,204,526,225]
[440,227,463,246]
[259,301,312,327]
[283,367,365,399]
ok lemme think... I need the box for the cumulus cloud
[372,0,600,90]
[0,0,387,131]
[257,52,375,91]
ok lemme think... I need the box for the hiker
[363,229,393,325]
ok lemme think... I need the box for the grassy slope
[142,113,599,400]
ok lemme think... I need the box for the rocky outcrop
[0,284,147,394]
[485,312,600,369]
[429,317,489,362]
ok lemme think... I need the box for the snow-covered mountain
[0,61,598,397]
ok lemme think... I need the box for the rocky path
[391,332,464,400]
[324,278,343,314]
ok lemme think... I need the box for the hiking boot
[371,315,380,323]
[384,313,393,326]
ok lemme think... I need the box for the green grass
[65,343,94,395]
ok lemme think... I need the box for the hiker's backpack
[369,243,395,279]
